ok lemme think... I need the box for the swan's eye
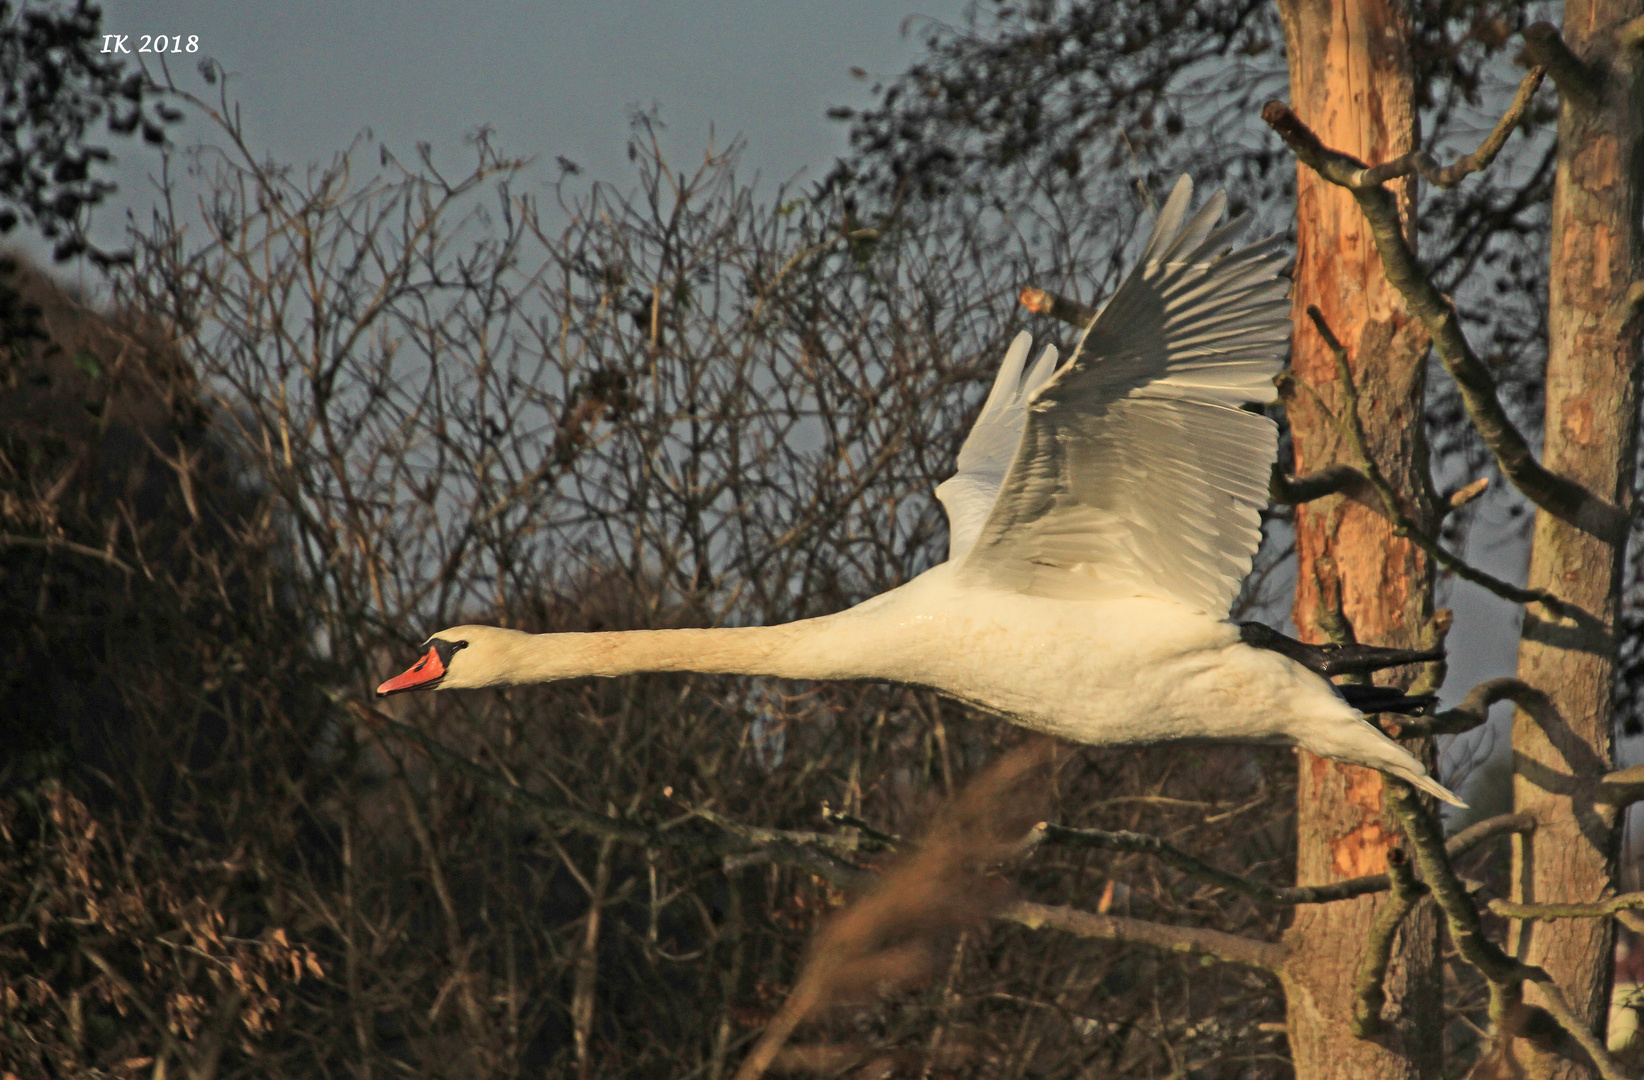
[427,638,467,667]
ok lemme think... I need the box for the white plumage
[382,176,1462,807]
[940,177,1286,613]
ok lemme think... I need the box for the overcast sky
[78,0,974,224]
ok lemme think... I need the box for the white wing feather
[935,333,1059,562]
[939,175,1291,615]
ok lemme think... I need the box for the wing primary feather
[975,331,1034,428]
[1023,344,1060,399]
[1152,190,1227,270]
[1137,175,1195,271]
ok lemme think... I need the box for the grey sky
[92,0,974,205]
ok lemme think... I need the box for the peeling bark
[1275,0,1442,1075]
[1510,3,1644,1077]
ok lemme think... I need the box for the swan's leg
[1238,621,1443,677]
[1336,684,1438,716]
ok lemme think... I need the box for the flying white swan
[379,176,1462,807]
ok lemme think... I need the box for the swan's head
[376,624,525,695]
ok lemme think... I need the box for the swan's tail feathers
[1401,768,1467,809]
[1309,716,1468,808]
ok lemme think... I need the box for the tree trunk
[1275,0,1443,1076]
[1511,3,1643,1076]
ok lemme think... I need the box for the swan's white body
[382,176,1461,806]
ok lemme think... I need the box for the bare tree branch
[1620,14,1644,49]
[1445,812,1540,856]
[1303,306,1574,614]
[1262,101,1627,544]
[1046,823,1380,905]
[1352,68,1547,189]
[1017,285,1098,326]
[1442,477,1491,513]
[1489,892,1644,920]
[819,807,901,851]
[1001,900,1285,973]
[1535,984,1634,1080]
[1269,463,1363,505]
[1351,848,1428,1037]
[1387,781,1520,983]
[1386,782,1631,1080]
[1384,678,1546,739]
[1522,23,1603,106]
[1042,813,1532,907]
[1597,762,1644,806]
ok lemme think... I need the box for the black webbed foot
[1335,683,1439,716]
[1237,621,1444,678]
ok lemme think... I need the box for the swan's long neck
[477,616,880,687]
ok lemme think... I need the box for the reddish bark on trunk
[1275,0,1443,1075]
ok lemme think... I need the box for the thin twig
[1047,823,1330,904]
[352,701,870,878]
[0,531,134,575]
[820,806,902,851]
[751,228,880,322]
[1443,477,1491,513]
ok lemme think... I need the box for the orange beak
[377,645,447,696]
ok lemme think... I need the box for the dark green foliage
[0,0,182,263]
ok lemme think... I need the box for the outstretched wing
[942,175,1291,615]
